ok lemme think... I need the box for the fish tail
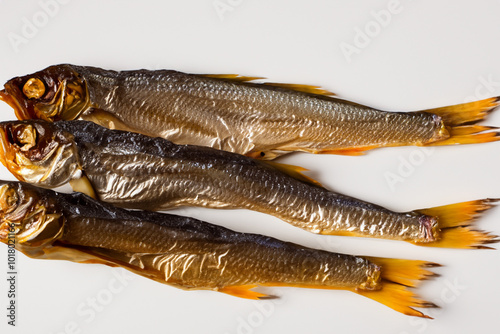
[415,199,500,249]
[424,96,500,126]
[426,125,500,146]
[423,97,500,146]
[356,258,440,318]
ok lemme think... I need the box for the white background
[1,0,500,333]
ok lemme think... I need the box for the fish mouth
[0,87,31,120]
[0,124,33,182]
[0,126,14,174]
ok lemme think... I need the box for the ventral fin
[218,285,270,300]
[319,146,378,156]
[28,245,119,267]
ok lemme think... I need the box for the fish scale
[37,120,427,242]
[0,181,388,295]
[0,119,497,249]
[2,65,499,159]
[72,66,440,154]
[63,216,373,288]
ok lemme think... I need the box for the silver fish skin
[0,180,439,318]
[55,120,434,243]
[2,65,499,159]
[74,65,441,157]
[0,120,497,249]
[0,180,379,290]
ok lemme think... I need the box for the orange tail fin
[423,97,500,126]
[423,97,500,146]
[356,258,440,318]
[427,125,499,146]
[415,199,499,249]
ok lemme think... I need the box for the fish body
[0,120,496,248]
[1,64,498,159]
[0,180,437,317]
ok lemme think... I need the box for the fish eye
[23,78,46,99]
[11,125,37,151]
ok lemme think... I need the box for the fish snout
[0,86,33,120]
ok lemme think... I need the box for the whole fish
[0,64,498,159]
[0,120,497,248]
[0,180,438,317]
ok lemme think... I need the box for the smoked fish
[0,64,498,159]
[0,120,496,249]
[0,180,439,317]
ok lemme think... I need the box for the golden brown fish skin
[0,120,438,244]
[0,180,380,291]
[0,64,446,158]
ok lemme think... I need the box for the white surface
[1,0,500,333]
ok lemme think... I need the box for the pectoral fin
[25,245,119,267]
[69,175,96,199]
[81,108,136,132]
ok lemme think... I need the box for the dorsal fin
[263,161,323,187]
[200,74,335,96]
[199,74,266,82]
[262,82,335,96]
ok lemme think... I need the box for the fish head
[0,181,64,249]
[0,65,90,122]
[0,120,81,188]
